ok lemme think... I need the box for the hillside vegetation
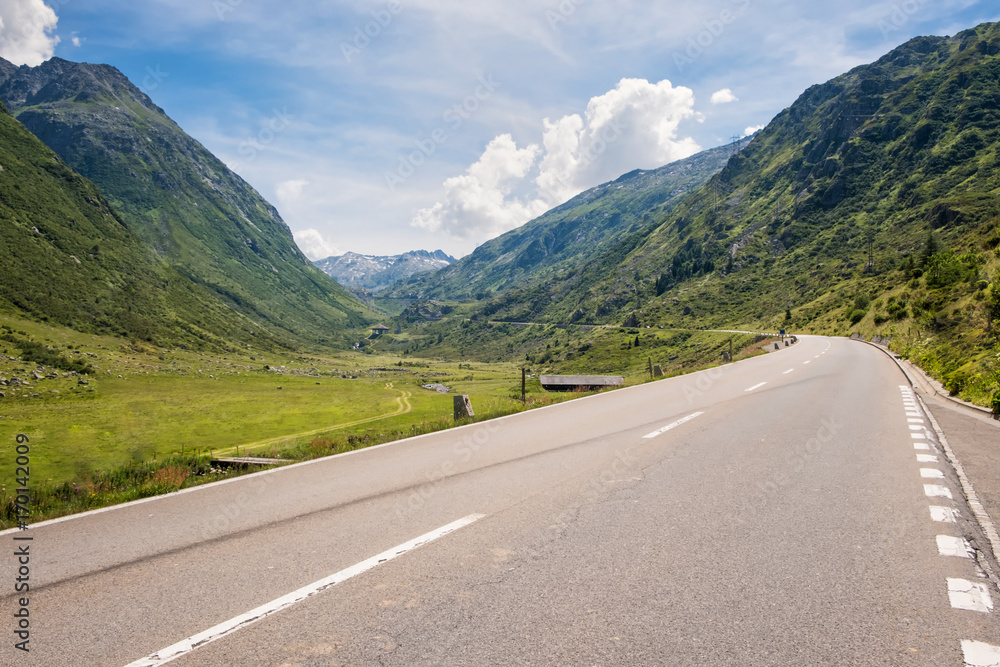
[394,142,737,302]
[0,57,373,348]
[395,23,1000,408]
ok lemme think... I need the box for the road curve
[4,336,999,666]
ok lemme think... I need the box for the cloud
[293,228,342,261]
[413,78,700,242]
[276,179,309,204]
[71,34,80,47]
[412,134,548,239]
[743,124,766,137]
[0,0,59,66]
[710,88,739,105]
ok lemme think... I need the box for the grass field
[0,313,776,527]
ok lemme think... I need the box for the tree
[920,230,942,268]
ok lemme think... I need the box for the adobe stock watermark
[682,366,726,406]
[672,0,752,73]
[139,65,169,94]
[198,471,275,541]
[757,416,843,497]
[522,446,639,562]
[545,0,585,32]
[229,107,295,172]
[384,74,501,192]
[341,0,404,64]
[878,0,929,41]
[213,0,245,21]
[393,420,504,520]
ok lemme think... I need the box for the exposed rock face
[314,249,456,293]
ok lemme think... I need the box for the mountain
[392,142,738,301]
[0,98,275,347]
[314,249,455,293]
[0,57,373,347]
[436,22,1000,402]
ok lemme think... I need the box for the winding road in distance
[4,335,1000,666]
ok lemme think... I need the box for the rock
[0,392,5,398]
[33,371,44,380]
[50,390,59,394]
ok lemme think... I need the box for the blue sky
[2,0,999,259]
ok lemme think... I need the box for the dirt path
[215,383,413,456]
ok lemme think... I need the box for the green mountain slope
[0,99,268,347]
[0,57,372,345]
[420,23,1000,406]
[394,142,736,301]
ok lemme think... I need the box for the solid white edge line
[643,412,704,439]
[745,382,767,392]
[123,514,486,666]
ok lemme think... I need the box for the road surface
[3,335,999,666]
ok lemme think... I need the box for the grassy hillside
[409,23,1000,408]
[0,57,374,348]
[0,99,267,349]
[394,143,737,302]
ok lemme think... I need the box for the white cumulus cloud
[710,88,739,105]
[276,179,309,204]
[743,124,766,137]
[293,228,342,261]
[413,134,548,240]
[413,78,700,243]
[0,0,59,66]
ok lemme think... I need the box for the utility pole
[521,368,526,403]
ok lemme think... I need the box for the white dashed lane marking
[930,506,960,523]
[124,514,486,666]
[937,535,974,559]
[744,382,767,392]
[962,640,1000,666]
[917,454,939,463]
[925,484,953,499]
[642,412,704,439]
[920,468,945,479]
[948,578,995,613]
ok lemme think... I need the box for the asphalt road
[3,336,1000,666]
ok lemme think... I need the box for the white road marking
[937,535,974,558]
[909,425,924,431]
[803,361,811,365]
[907,418,924,423]
[948,578,994,613]
[745,382,767,392]
[930,506,960,523]
[914,443,931,451]
[124,514,486,666]
[917,454,939,463]
[921,468,945,479]
[643,412,704,439]
[911,432,926,439]
[783,369,794,374]
[962,640,1000,666]
[906,411,922,416]
[925,484,953,499]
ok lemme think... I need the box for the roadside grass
[0,312,782,529]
